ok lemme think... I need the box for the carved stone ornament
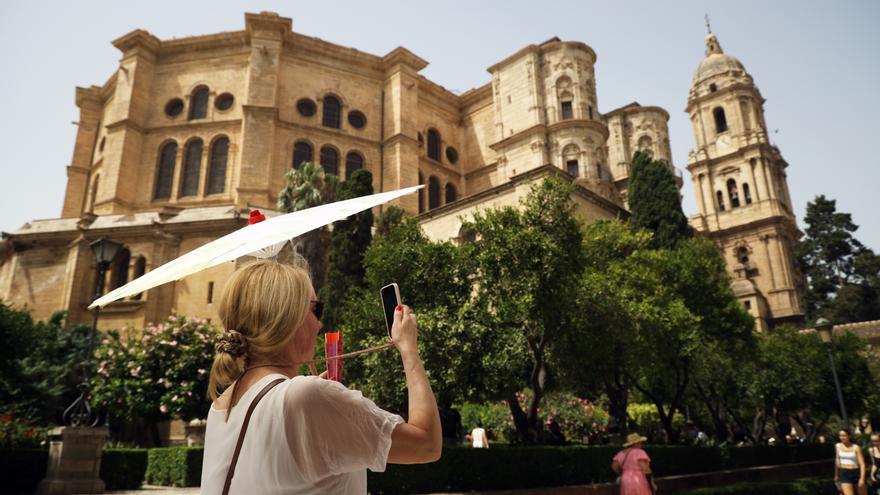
[530,140,544,152]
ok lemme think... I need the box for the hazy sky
[1,1,878,248]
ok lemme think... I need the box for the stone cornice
[75,86,102,109]
[547,119,610,140]
[105,118,146,135]
[460,83,493,110]
[603,102,670,121]
[112,29,161,58]
[487,39,597,74]
[245,11,292,39]
[685,82,764,112]
[276,118,380,148]
[143,118,243,135]
[383,47,429,73]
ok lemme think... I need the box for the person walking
[868,433,880,495]
[835,428,868,495]
[612,432,655,495]
[200,259,442,494]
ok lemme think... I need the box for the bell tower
[686,29,805,330]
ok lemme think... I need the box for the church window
[744,300,751,310]
[131,256,146,300]
[348,110,366,129]
[445,183,458,204]
[709,83,717,93]
[207,137,229,195]
[293,141,313,169]
[566,160,579,177]
[561,99,574,120]
[345,151,364,180]
[215,93,234,111]
[737,246,750,264]
[418,173,425,214]
[716,190,726,211]
[297,98,316,117]
[588,106,594,120]
[638,136,654,157]
[596,163,602,180]
[154,142,177,200]
[180,139,203,197]
[111,247,131,290]
[207,281,214,304]
[189,86,209,120]
[428,176,441,210]
[713,107,728,133]
[165,98,184,118]
[427,129,441,161]
[99,136,106,153]
[458,225,476,245]
[727,178,740,208]
[446,147,459,164]
[322,96,341,129]
[743,183,752,204]
[320,146,339,176]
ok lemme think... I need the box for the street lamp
[63,237,122,427]
[816,317,849,428]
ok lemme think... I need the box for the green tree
[338,217,513,411]
[797,195,880,322]
[277,161,338,292]
[627,150,692,249]
[464,177,586,443]
[321,169,374,330]
[0,304,91,425]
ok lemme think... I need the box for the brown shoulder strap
[222,377,285,495]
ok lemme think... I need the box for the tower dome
[692,33,748,85]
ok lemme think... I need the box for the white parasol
[90,185,421,308]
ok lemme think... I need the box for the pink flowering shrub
[93,313,218,423]
[460,390,609,444]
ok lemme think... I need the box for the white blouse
[201,374,404,494]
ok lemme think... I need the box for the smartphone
[380,283,401,339]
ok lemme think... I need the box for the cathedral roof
[692,33,748,85]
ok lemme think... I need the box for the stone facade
[0,12,799,332]
[686,32,805,330]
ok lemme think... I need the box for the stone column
[37,426,109,495]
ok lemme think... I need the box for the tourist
[201,259,442,494]
[439,400,463,447]
[612,432,656,495]
[836,428,868,495]
[468,420,490,448]
[868,433,880,495]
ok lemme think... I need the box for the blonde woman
[836,428,868,495]
[201,260,441,494]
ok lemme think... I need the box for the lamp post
[62,237,122,427]
[816,317,848,428]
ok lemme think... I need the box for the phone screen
[380,283,400,339]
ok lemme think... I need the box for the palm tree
[277,161,338,291]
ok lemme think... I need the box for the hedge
[145,446,204,487]
[681,477,838,495]
[366,444,834,494]
[100,448,148,490]
[0,448,48,494]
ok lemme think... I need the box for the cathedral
[0,12,804,332]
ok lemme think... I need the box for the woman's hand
[391,305,418,356]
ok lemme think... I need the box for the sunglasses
[311,300,324,320]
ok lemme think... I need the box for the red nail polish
[396,305,402,311]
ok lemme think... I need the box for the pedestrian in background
[612,432,655,495]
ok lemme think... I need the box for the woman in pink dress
[612,433,655,495]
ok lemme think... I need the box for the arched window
[713,107,728,133]
[562,143,580,177]
[458,225,476,244]
[556,76,574,120]
[293,141,313,169]
[131,256,146,300]
[743,183,752,204]
[180,140,203,197]
[154,142,177,200]
[445,183,457,204]
[427,129,441,161]
[345,151,363,180]
[418,173,425,214]
[560,95,574,120]
[428,176,441,210]
[716,190,726,211]
[322,96,341,129]
[727,179,740,208]
[189,86,209,120]
[736,246,750,264]
[206,137,229,194]
[320,146,339,176]
[596,163,602,180]
[111,248,130,290]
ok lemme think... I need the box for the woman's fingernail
[396,305,402,311]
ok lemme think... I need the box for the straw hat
[623,433,648,447]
